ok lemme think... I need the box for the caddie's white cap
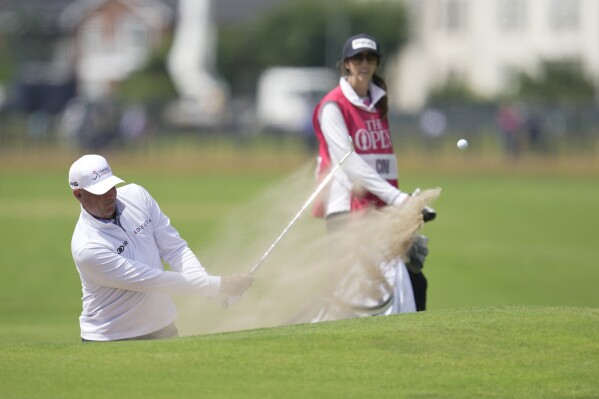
[68,154,124,195]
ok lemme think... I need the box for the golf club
[249,137,355,275]
[223,138,355,307]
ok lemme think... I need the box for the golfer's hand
[221,273,254,297]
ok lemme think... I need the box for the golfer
[312,33,429,319]
[69,154,253,341]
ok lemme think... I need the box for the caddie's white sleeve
[74,245,220,297]
[320,102,408,206]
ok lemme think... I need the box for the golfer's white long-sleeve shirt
[71,183,220,341]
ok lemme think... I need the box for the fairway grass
[1,144,598,398]
[1,306,597,399]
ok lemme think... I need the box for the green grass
[1,142,598,398]
[417,175,599,309]
[1,307,597,398]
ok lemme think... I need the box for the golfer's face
[76,186,117,219]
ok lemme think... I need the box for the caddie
[69,154,253,341]
[311,33,433,320]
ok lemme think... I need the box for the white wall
[391,0,599,112]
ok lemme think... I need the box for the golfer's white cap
[68,154,124,195]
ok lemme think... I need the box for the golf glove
[405,235,429,274]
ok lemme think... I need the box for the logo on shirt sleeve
[117,240,129,254]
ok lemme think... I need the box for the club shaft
[249,148,354,275]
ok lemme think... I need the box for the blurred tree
[0,5,55,84]
[217,0,409,96]
[115,36,178,103]
[426,77,489,105]
[426,61,597,106]
[0,37,13,84]
[513,61,596,104]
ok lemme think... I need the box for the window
[497,0,527,31]
[437,0,468,32]
[118,15,148,54]
[81,18,103,53]
[550,0,579,31]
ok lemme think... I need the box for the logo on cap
[92,166,111,181]
[68,154,124,194]
[352,38,377,51]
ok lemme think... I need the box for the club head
[422,206,436,223]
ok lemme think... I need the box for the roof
[60,0,174,31]
[0,0,293,33]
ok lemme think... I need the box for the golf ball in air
[457,139,468,150]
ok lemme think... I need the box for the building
[58,0,289,100]
[59,0,175,100]
[0,0,290,106]
[392,0,599,111]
